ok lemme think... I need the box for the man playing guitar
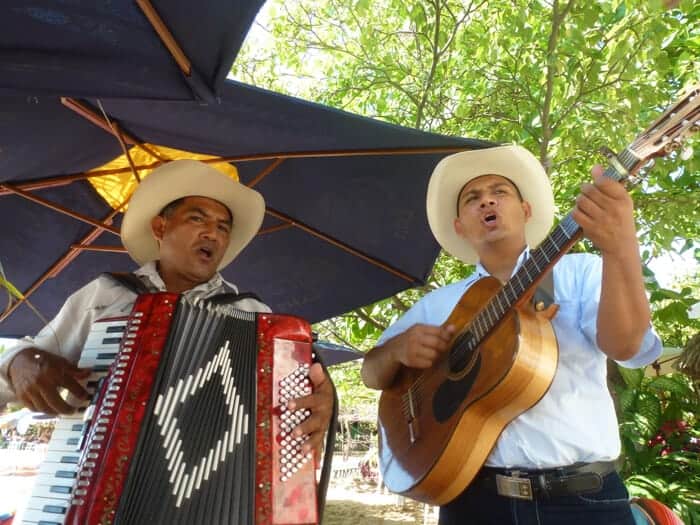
[362,145,662,525]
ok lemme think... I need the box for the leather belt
[477,461,616,500]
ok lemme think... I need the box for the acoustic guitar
[377,85,700,505]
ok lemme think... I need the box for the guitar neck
[466,147,642,346]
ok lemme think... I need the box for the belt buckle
[495,473,533,500]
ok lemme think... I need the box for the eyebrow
[460,182,513,201]
[188,206,233,227]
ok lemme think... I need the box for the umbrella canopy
[0,0,264,100]
[0,80,494,337]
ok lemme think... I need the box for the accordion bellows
[23,293,318,525]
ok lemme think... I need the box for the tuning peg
[681,145,694,161]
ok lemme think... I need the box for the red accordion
[62,293,318,524]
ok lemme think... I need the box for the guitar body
[377,276,559,505]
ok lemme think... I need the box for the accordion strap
[312,351,339,522]
[103,272,264,306]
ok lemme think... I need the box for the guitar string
[401,148,642,415]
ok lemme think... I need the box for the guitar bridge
[408,419,419,443]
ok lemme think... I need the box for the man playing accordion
[0,159,334,459]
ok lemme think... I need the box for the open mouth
[483,213,497,225]
[197,246,214,260]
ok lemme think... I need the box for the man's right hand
[389,324,456,369]
[7,348,91,415]
[361,323,455,390]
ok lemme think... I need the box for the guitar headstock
[629,84,700,162]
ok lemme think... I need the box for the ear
[151,215,166,241]
[521,200,532,223]
[453,216,465,238]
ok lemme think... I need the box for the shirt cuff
[616,326,663,369]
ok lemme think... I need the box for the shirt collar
[133,261,237,296]
[474,246,531,279]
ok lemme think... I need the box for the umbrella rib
[0,209,122,324]
[0,183,120,236]
[265,207,419,284]
[135,0,192,76]
[60,98,172,164]
[0,145,481,197]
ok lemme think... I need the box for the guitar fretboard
[451,147,641,361]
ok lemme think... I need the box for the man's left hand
[287,362,334,455]
[573,165,638,256]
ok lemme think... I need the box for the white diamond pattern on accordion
[152,340,248,508]
[277,363,313,482]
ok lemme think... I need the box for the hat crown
[426,145,554,264]
[121,160,265,269]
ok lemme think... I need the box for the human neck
[477,242,527,283]
[156,261,206,294]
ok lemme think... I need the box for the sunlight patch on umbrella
[87,145,239,210]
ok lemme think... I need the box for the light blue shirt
[377,250,662,468]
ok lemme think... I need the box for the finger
[307,363,327,389]
[18,391,41,413]
[302,431,324,455]
[24,388,53,415]
[419,333,451,352]
[575,192,604,220]
[60,372,91,401]
[408,356,437,369]
[591,164,605,179]
[292,412,324,440]
[289,390,327,411]
[39,387,77,415]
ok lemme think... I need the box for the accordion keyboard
[19,318,127,525]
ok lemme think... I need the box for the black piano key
[38,521,63,525]
[50,485,72,494]
[96,352,118,360]
[106,325,126,333]
[42,505,67,514]
[66,437,79,446]
[71,424,84,432]
[60,455,79,464]
[101,337,122,344]
[92,365,110,372]
[55,470,77,479]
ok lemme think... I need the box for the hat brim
[426,145,554,264]
[121,159,265,269]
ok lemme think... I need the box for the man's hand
[287,363,334,455]
[361,323,455,390]
[390,323,456,369]
[8,348,91,415]
[573,165,638,256]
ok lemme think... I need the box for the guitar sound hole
[448,330,477,374]
[433,355,481,423]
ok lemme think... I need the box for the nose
[479,196,496,208]
[200,220,219,241]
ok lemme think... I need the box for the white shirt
[0,262,270,408]
[377,250,662,468]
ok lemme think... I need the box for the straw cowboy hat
[426,144,555,264]
[121,159,265,269]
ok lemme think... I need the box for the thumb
[308,362,327,389]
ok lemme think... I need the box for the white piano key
[27,482,73,501]
[42,450,80,464]
[20,507,67,524]
[37,462,78,477]
[24,494,71,512]
[34,472,76,489]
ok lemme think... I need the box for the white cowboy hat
[426,144,554,264]
[121,159,265,269]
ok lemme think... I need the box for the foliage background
[231,0,699,520]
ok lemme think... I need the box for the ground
[324,477,439,524]
[0,467,438,524]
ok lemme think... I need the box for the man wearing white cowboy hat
[0,159,334,457]
[362,145,662,524]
